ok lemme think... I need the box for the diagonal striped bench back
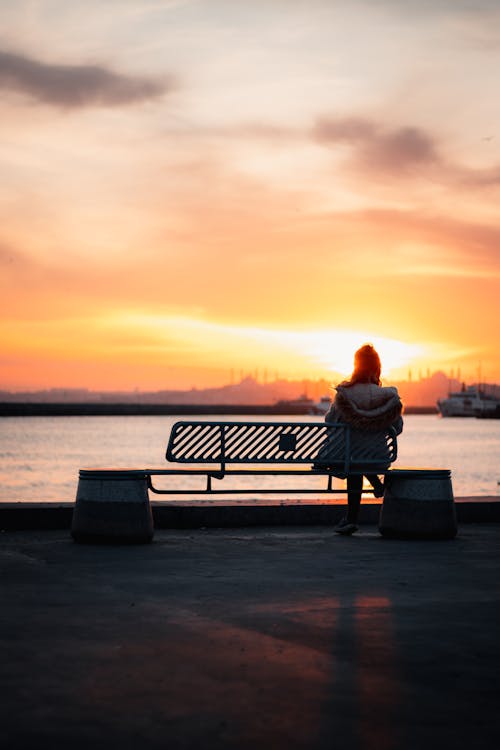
[348,430,397,467]
[167,421,331,463]
[166,421,397,467]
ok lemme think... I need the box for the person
[324,343,403,535]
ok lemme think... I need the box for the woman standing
[325,344,403,535]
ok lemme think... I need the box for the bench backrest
[166,421,397,473]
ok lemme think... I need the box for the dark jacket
[325,382,403,434]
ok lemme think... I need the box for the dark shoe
[334,517,358,535]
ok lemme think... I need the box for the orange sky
[1,1,499,391]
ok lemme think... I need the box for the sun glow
[297,331,423,378]
[1,306,471,391]
[111,312,425,380]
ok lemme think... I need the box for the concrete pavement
[1,525,500,749]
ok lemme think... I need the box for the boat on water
[275,394,332,415]
[309,395,332,416]
[274,394,317,414]
[437,385,500,417]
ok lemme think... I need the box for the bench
[72,420,456,541]
[147,420,398,496]
[72,420,397,542]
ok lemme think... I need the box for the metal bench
[147,420,398,496]
[72,420,457,542]
[72,420,398,542]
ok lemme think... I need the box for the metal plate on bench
[278,433,297,452]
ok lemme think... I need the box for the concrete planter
[71,470,154,544]
[379,468,457,540]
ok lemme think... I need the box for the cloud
[347,208,500,277]
[312,114,500,188]
[158,112,500,191]
[455,163,500,187]
[364,127,438,170]
[313,116,439,172]
[313,117,378,143]
[0,49,171,108]
[0,242,33,269]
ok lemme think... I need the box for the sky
[1,0,499,391]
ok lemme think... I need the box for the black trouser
[346,474,382,523]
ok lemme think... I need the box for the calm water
[0,414,499,502]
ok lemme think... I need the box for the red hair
[342,343,381,387]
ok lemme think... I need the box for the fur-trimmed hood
[327,383,403,432]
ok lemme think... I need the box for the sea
[0,414,499,502]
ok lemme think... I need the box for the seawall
[0,402,438,416]
[0,496,498,530]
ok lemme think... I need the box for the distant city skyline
[1,1,499,390]
[2,369,499,408]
